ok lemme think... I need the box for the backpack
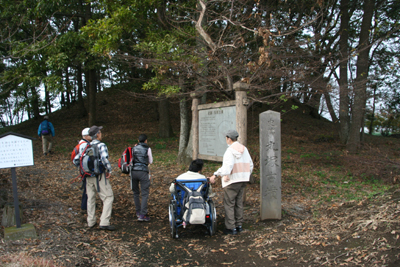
[181,184,206,224]
[71,140,89,162]
[80,143,103,177]
[41,121,50,135]
[118,147,132,174]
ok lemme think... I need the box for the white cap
[82,128,90,136]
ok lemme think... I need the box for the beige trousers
[42,135,53,154]
[86,174,114,227]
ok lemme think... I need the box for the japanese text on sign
[0,135,34,168]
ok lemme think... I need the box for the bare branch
[195,0,216,53]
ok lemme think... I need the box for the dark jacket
[131,142,149,172]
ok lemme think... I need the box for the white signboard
[199,106,236,157]
[0,134,34,169]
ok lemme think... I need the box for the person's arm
[73,142,86,167]
[147,147,153,164]
[209,151,234,183]
[169,183,175,194]
[99,144,112,175]
[37,124,41,137]
[246,147,254,173]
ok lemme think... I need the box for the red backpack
[71,140,89,162]
[118,147,132,174]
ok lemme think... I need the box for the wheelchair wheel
[208,200,217,236]
[169,204,178,238]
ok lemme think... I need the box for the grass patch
[300,153,320,159]
[291,167,393,205]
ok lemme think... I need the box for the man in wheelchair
[169,159,212,195]
[168,159,217,238]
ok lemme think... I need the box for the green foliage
[142,77,181,96]
[300,153,319,159]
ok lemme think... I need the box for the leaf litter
[1,92,400,266]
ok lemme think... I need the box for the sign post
[11,168,21,228]
[0,132,37,240]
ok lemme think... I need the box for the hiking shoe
[223,228,238,235]
[138,215,150,222]
[48,151,53,154]
[99,225,116,231]
[235,226,243,233]
[136,212,140,218]
[88,222,97,229]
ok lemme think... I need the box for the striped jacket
[214,142,253,188]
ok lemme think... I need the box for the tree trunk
[65,67,71,107]
[158,98,174,138]
[44,84,51,115]
[307,90,321,119]
[347,0,374,153]
[30,87,40,120]
[88,68,97,126]
[324,92,338,123]
[77,64,87,117]
[177,78,190,164]
[339,0,351,144]
[369,86,377,135]
[97,69,101,92]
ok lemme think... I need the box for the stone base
[4,223,37,241]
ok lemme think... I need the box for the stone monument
[259,111,281,220]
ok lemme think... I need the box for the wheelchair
[169,178,217,238]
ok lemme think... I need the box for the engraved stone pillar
[260,111,281,220]
[191,92,201,160]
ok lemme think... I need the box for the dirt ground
[1,91,400,266]
[1,148,400,267]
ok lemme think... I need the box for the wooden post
[234,82,249,205]
[191,93,201,160]
[11,168,22,228]
[234,82,249,146]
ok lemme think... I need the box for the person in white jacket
[209,129,253,235]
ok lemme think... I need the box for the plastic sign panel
[199,106,236,158]
[0,134,34,169]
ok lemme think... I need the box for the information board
[0,134,34,169]
[199,106,236,158]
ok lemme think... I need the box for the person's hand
[209,175,216,184]
[106,172,111,179]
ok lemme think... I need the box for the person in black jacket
[131,134,153,222]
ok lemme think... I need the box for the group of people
[66,122,252,235]
[71,125,153,231]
